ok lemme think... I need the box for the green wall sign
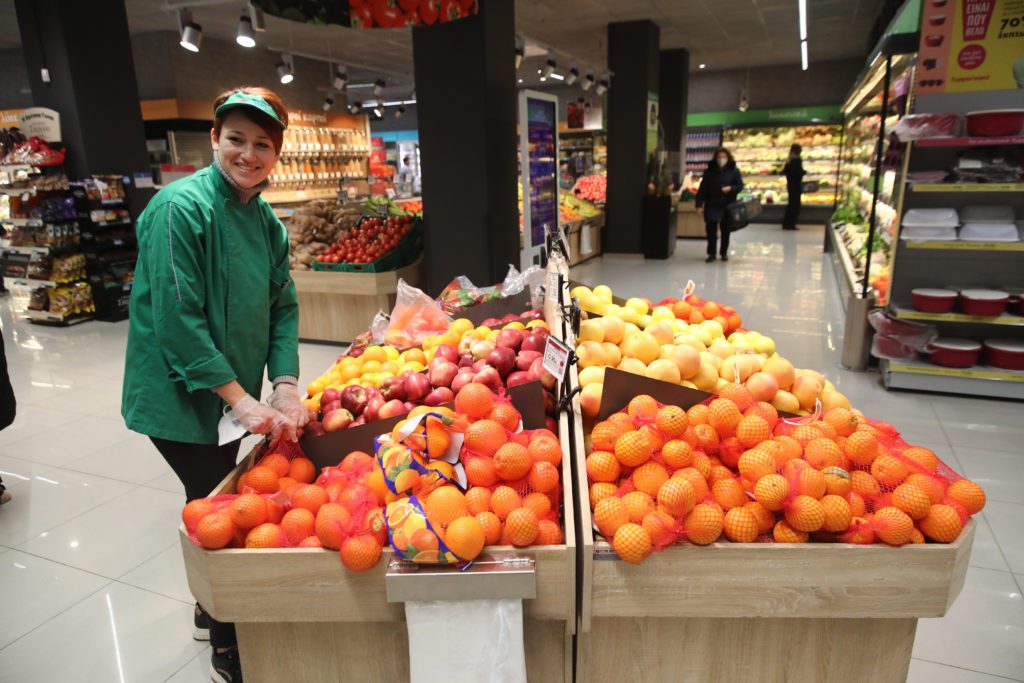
[686,105,842,128]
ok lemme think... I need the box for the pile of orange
[586,392,985,563]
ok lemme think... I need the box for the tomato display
[318,215,416,264]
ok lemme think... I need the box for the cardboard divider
[458,290,535,325]
[598,367,713,420]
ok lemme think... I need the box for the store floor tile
[954,445,1024,506]
[119,543,194,605]
[913,566,1024,680]
[908,658,1022,682]
[0,550,109,649]
[0,454,50,490]
[62,430,174,485]
[0,582,205,682]
[166,648,212,683]
[968,514,1012,573]
[983,501,1024,574]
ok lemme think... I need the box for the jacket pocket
[270,265,291,291]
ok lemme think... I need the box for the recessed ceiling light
[698,63,706,69]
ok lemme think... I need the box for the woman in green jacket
[122,87,306,683]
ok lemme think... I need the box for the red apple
[379,399,409,420]
[428,360,459,388]
[304,420,325,437]
[471,359,487,374]
[381,377,406,402]
[321,387,342,406]
[529,357,557,391]
[516,350,542,371]
[323,408,354,432]
[459,353,475,368]
[544,390,557,415]
[403,401,417,413]
[424,386,455,406]
[545,416,558,433]
[339,385,368,416]
[485,346,517,377]
[521,333,546,353]
[434,344,458,363]
[451,370,476,393]
[364,395,385,422]
[351,415,366,427]
[404,372,431,402]
[495,328,524,351]
[473,366,502,392]
[506,370,532,387]
[321,399,341,416]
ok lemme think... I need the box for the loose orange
[195,512,234,549]
[612,523,652,563]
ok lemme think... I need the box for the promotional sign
[646,92,659,156]
[254,0,478,28]
[519,91,559,261]
[17,107,61,142]
[917,0,1024,94]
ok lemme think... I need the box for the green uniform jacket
[122,165,299,444]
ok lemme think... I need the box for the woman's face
[211,111,280,188]
[716,154,728,167]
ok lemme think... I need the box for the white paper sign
[683,279,696,297]
[580,223,592,255]
[17,107,61,142]
[542,335,571,380]
[545,271,559,307]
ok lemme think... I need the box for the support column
[605,20,660,254]
[412,0,518,295]
[14,0,150,181]
[659,49,689,189]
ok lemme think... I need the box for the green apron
[122,165,299,444]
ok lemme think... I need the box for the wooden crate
[566,362,976,683]
[292,255,424,344]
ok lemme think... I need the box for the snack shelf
[915,135,1024,147]
[882,357,1024,399]
[1,245,62,255]
[1,217,44,227]
[3,276,80,288]
[902,240,1024,251]
[891,306,1024,327]
[910,183,1024,193]
[263,188,340,204]
[24,309,94,326]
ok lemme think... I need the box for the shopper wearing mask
[782,143,805,231]
[122,87,307,683]
[696,147,744,262]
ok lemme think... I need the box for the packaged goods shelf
[882,358,1024,399]
[891,306,1024,327]
[903,240,1024,252]
[910,183,1024,193]
[915,135,1024,147]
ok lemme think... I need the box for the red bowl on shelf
[966,110,1024,137]
[960,289,1009,316]
[927,338,982,368]
[911,288,958,313]
[984,339,1024,370]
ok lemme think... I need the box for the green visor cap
[214,92,286,129]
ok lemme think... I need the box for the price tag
[386,188,396,199]
[683,280,696,297]
[546,271,559,306]
[542,335,571,380]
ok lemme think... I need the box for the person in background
[0,333,14,504]
[398,155,415,196]
[695,147,744,262]
[782,143,805,231]
[122,86,308,683]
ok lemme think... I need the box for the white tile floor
[0,223,1019,682]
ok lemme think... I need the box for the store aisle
[0,224,1019,681]
[577,224,1024,683]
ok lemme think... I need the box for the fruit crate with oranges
[567,362,975,683]
[179,298,577,682]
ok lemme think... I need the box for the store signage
[917,0,1024,93]
[542,335,572,381]
[17,107,61,142]
[686,106,842,127]
[525,95,558,248]
[252,0,477,28]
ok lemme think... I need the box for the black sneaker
[705,255,715,263]
[193,604,211,641]
[210,647,243,683]
[721,254,729,262]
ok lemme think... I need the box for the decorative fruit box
[566,361,975,683]
[179,325,576,683]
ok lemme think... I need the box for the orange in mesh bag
[587,393,987,562]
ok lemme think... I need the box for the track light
[277,55,294,84]
[595,79,608,96]
[333,67,348,91]
[373,79,386,96]
[566,67,579,85]
[322,94,334,111]
[349,100,362,115]
[699,63,707,69]
[514,36,524,69]
[372,103,383,118]
[395,105,406,118]
[738,90,750,112]
[581,73,595,90]
[178,10,202,52]
[542,55,556,79]
[248,2,266,31]
[236,15,255,47]
[584,100,591,110]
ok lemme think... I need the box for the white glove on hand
[230,394,289,441]
[268,382,311,442]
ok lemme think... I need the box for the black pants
[150,436,241,649]
[0,333,15,431]
[783,192,802,229]
[705,219,729,257]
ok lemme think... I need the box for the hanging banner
[253,0,478,29]
[916,0,1024,94]
[17,108,61,143]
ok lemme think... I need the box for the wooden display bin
[566,362,976,683]
[676,200,705,238]
[180,293,576,682]
[292,255,424,344]
[567,214,604,267]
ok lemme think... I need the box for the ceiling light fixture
[322,94,334,111]
[372,103,383,118]
[542,54,556,79]
[333,66,348,91]
[738,90,749,112]
[395,104,405,118]
[248,2,266,31]
[799,0,809,70]
[595,79,608,96]
[235,14,256,48]
[276,54,294,84]
[373,78,386,96]
[699,63,706,69]
[566,67,579,85]
[581,73,595,90]
[349,100,362,115]
[800,39,809,71]
[177,9,202,53]
[549,72,564,81]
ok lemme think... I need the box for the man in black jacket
[695,147,744,262]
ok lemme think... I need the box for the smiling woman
[121,85,306,683]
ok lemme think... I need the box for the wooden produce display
[180,298,577,682]
[565,351,976,683]
[566,214,604,267]
[676,200,705,238]
[292,255,424,344]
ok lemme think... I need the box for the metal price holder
[385,552,537,603]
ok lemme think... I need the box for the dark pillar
[14,0,150,181]
[659,49,689,189]
[605,20,660,254]
[412,0,518,295]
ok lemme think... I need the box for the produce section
[724,124,841,206]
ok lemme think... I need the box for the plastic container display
[872,333,918,360]
[892,112,963,141]
[960,289,1009,316]
[959,205,1015,223]
[902,208,960,227]
[958,223,1021,242]
[927,338,982,368]
[966,109,1024,137]
[911,288,958,313]
[984,339,1024,370]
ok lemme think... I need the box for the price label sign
[542,335,571,381]
[546,271,559,307]
[683,280,696,297]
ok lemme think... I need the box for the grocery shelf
[1,217,43,226]
[827,221,861,307]
[910,183,1024,193]
[3,276,61,288]
[1,245,54,255]
[915,135,1024,147]
[262,188,340,204]
[24,309,94,326]
[882,358,1024,400]
[891,306,1024,327]
[903,240,1024,252]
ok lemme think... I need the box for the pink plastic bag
[385,279,452,349]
